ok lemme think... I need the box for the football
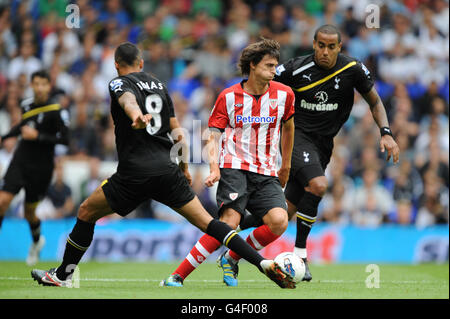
[274,252,306,283]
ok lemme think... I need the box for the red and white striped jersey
[208,80,295,177]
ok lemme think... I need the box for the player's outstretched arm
[278,117,295,188]
[362,87,400,164]
[117,92,152,129]
[204,129,222,187]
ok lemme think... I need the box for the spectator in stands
[351,146,381,183]
[98,0,131,29]
[7,41,41,81]
[224,2,259,57]
[79,157,103,204]
[191,0,223,19]
[414,81,448,120]
[340,6,360,38]
[393,158,423,205]
[39,161,74,219]
[394,199,414,225]
[137,15,161,48]
[68,105,101,159]
[418,96,449,135]
[352,167,395,226]
[418,140,449,187]
[0,6,17,66]
[319,179,352,224]
[416,171,449,228]
[415,117,449,155]
[0,0,447,228]
[143,41,172,85]
[347,23,382,63]
[260,3,291,59]
[41,18,81,69]
[181,36,233,82]
[38,0,68,18]
[318,156,355,224]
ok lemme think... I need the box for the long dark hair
[238,38,280,76]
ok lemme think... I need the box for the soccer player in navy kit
[0,70,69,266]
[240,25,400,281]
[31,42,295,289]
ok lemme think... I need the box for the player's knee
[0,193,12,214]
[0,199,6,213]
[0,200,7,215]
[220,208,241,230]
[77,200,96,223]
[308,178,328,197]
[265,210,288,236]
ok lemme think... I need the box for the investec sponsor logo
[236,115,276,124]
[300,99,338,111]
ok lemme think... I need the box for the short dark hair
[31,70,51,82]
[114,42,141,66]
[314,24,342,43]
[238,38,280,76]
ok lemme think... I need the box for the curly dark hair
[238,38,280,76]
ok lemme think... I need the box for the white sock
[225,250,239,264]
[293,247,307,259]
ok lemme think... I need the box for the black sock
[56,218,95,280]
[206,219,264,271]
[295,191,322,249]
[28,220,41,243]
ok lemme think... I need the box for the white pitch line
[0,277,439,284]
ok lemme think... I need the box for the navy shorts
[1,158,53,203]
[284,129,333,207]
[102,167,195,216]
[216,168,287,220]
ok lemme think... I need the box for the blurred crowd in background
[0,0,448,227]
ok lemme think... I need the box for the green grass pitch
[0,261,448,299]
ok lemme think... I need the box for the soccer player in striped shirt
[162,38,296,287]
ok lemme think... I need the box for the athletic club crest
[229,193,238,201]
[269,99,278,109]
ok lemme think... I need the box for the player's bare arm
[204,129,222,187]
[362,87,400,164]
[278,117,295,188]
[117,91,152,129]
[170,117,192,185]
